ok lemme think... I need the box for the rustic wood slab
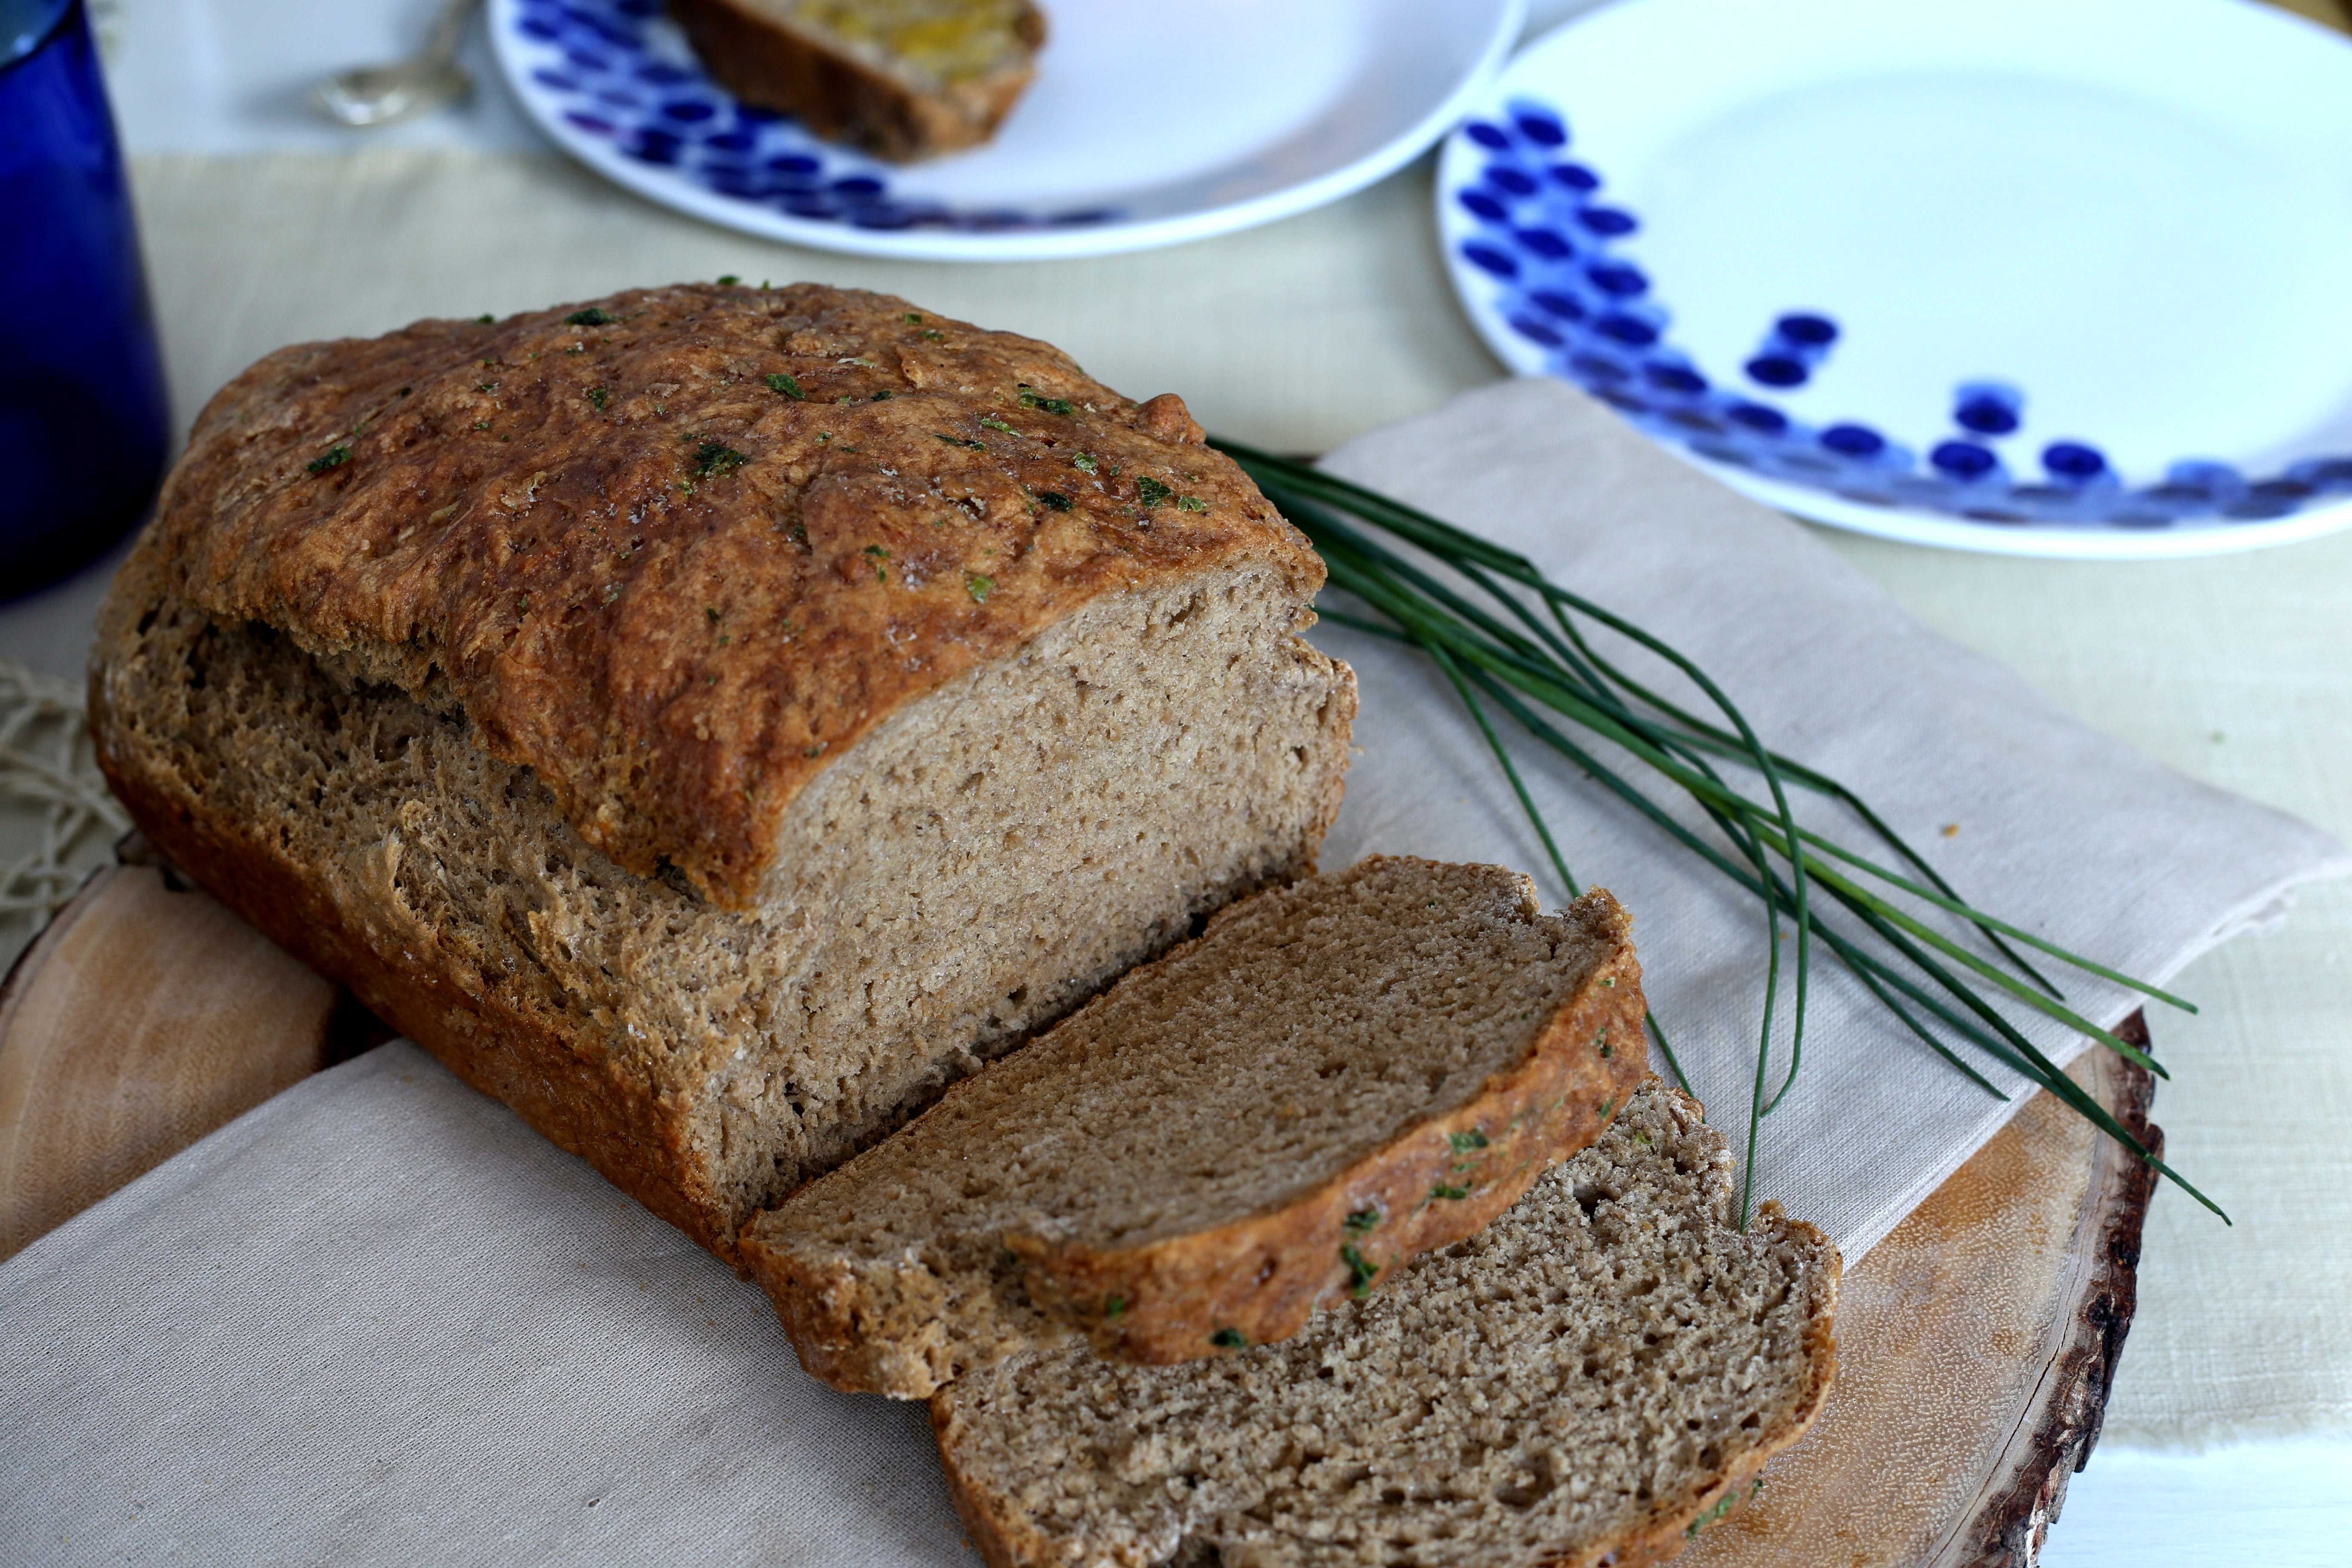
[0,859,355,1261]
[0,863,2155,1566]
[1682,1025,2156,1568]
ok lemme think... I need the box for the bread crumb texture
[144,282,1319,908]
[90,282,1354,1255]
[932,1084,1840,1568]
[745,859,1648,1395]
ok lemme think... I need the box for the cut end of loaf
[90,543,1353,1261]
[931,1082,1841,1568]
[87,278,1357,1292]
[741,858,1651,1397]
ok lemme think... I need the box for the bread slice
[931,1082,1841,1568]
[672,0,1047,162]
[89,283,1354,1262]
[740,857,1651,1399]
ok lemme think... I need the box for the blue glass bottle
[1,0,169,601]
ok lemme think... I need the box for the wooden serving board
[0,854,2154,1567]
[1682,1026,2154,1568]
[0,857,366,1259]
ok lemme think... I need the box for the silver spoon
[312,0,481,128]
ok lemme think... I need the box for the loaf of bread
[744,858,1650,1397]
[932,1082,1841,1568]
[672,0,1046,161]
[89,282,1356,1262]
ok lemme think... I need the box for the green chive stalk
[1213,437,2221,1225]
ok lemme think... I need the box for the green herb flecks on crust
[689,441,747,480]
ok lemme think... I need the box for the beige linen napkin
[1314,378,2350,1253]
[0,1042,970,1566]
[3,378,2343,1562]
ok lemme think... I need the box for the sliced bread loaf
[740,857,1650,1398]
[931,1082,1841,1568]
[89,282,1354,1262]
[671,0,1047,162]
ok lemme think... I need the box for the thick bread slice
[89,282,1354,1261]
[741,858,1650,1398]
[932,1083,1841,1568]
[672,0,1046,162]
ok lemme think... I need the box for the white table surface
[11,2,2350,1562]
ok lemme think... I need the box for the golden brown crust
[671,0,1045,162]
[145,282,1322,910]
[747,1235,959,1394]
[1011,890,1649,1364]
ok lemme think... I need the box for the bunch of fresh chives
[1213,438,2220,1225]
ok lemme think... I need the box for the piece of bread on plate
[742,857,1650,1397]
[671,0,1047,161]
[931,1081,1841,1568]
[88,281,1354,1263]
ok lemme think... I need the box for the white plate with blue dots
[490,0,1521,262]
[1439,0,2352,558]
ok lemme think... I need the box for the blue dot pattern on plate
[1744,313,1838,390]
[1449,98,2352,531]
[507,0,1121,232]
[1953,381,2022,437]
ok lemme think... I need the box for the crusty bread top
[142,282,1322,908]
